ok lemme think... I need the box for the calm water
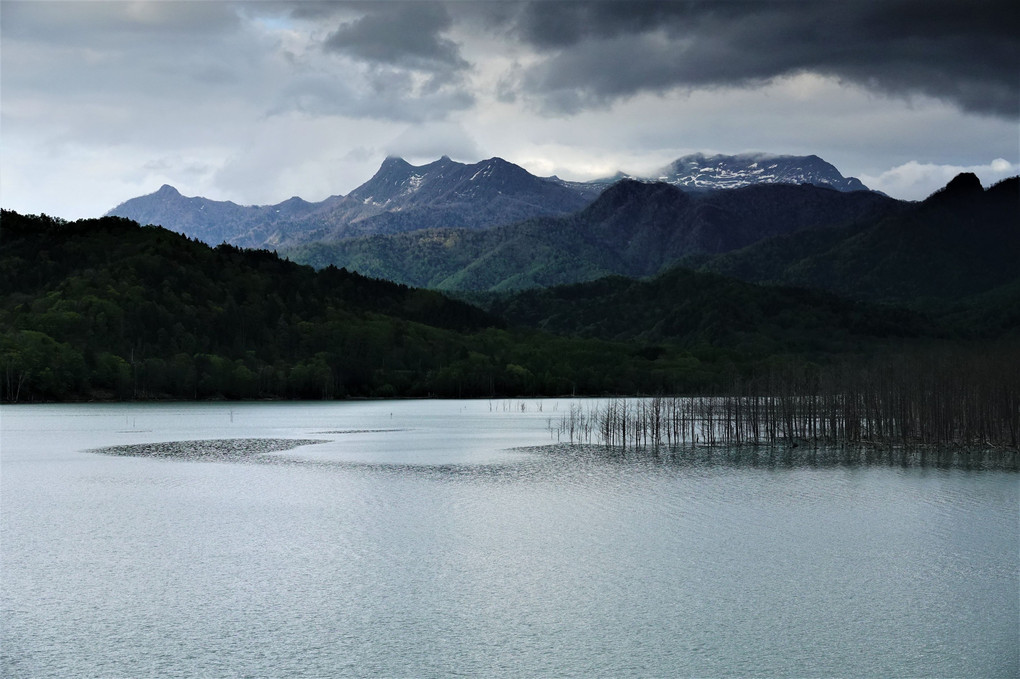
[2,401,1017,678]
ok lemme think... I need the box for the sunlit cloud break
[862,159,1019,200]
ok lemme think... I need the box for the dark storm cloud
[496,0,1019,117]
[307,2,475,120]
[323,3,469,81]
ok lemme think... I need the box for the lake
[2,400,1017,677]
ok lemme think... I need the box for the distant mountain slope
[652,153,869,192]
[106,151,870,249]
[104,184,349,248]
[486,267,935,352]
[287,180,899,291]
[348,155,600,211]
[697,174,1020,305]
[106,156,595,248]
[294,155,597,242]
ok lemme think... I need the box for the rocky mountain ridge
[107,156,595,248]
[286,179,899,291]
[651,153,869,192]
[107,153,870,249]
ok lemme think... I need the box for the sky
[2,0,1018,219]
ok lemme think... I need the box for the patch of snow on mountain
[469,165,496,182]
[649,154,869,192]
[401,174,425,196]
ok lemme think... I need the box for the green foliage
[284,181,898,292]
[5,184,1014,405]
[1,329,87,401]
[486,266,942,355]
[1,210,733,401]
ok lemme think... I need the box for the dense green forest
[3,205,1016,405]
[0,210,770,401]
[484,267,941,352]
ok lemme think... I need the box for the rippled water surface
[2,401,1017,677]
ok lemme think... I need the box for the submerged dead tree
[555,347,1020,456]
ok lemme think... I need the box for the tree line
[1,211,743,401]
[3,208,1016,431]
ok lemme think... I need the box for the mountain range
[4,203,1000,403]
[4,163,1017,403]
[108,156,596,249]
[107,153,870,249]
[485,176,1019,344]
[101,153,1018,309]
[287,179,898,291]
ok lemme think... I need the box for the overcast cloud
[498,1,1019,117]
[1,0,1017,218]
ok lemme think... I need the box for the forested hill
[4,210,787,401]
[4,209,976,403]
[0,210,519,400]
[287,180,898,291]
[486,267,938,353]
[695,174,1020,306]
[480,176,1019,351]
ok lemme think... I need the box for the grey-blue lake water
[2,400,1017,677]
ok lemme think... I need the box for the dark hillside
[700,175,1020,306]
[2,210,754,400]
[1,210,497,400]
[488,266,937,354]
[288,181,900,291]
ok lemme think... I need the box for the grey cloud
[497,0,1020,118]
[272,71,474,124]
[284,2,349,20]
[511,1,678,48]
[384,121,483,161]
[323,3,469,77]
[1,1,255,100]
[309,3,474,121]
[1,1,240,41]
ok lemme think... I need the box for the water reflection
[549,441,1019,471]
[89,437,1018,473]
[6,403,1017,679]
